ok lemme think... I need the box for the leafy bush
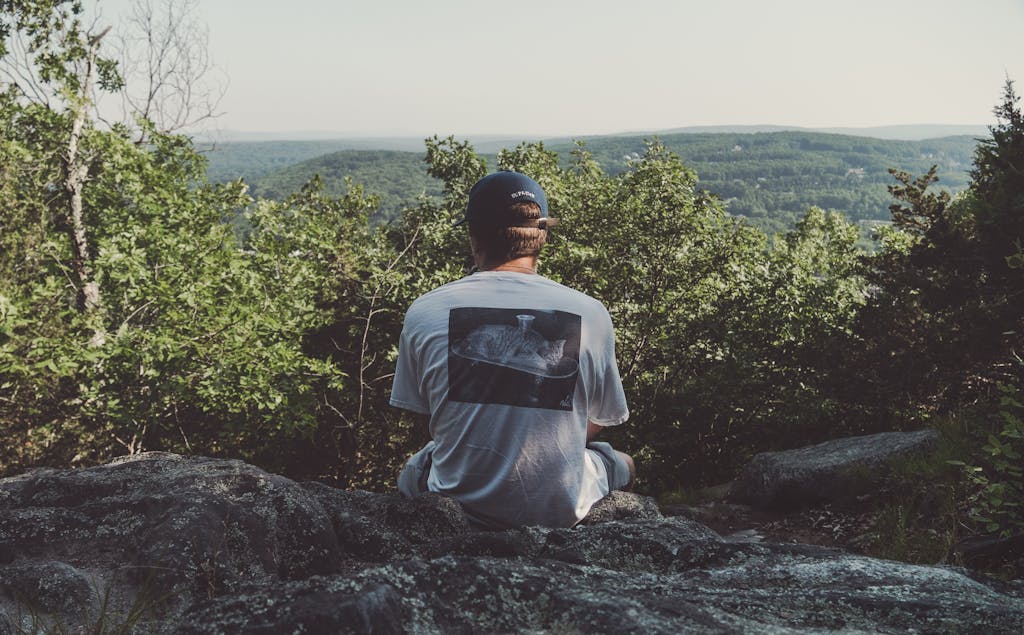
[958,383,1024,538]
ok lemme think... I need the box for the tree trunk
[63,27,110,318]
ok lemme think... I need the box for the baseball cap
[455,170,552,227]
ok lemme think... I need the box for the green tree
[842,81,1024,428]
[0,2,362,478]
[972,80,1024,277]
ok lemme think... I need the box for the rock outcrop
[1,451,1021,633]
[731,429,939,509]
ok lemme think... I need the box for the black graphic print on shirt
[448,307,582,410]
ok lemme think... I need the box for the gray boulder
[2,451,1021,634]
[0,452,345,631]
[731,429,939,509]
[175,545,1024,634]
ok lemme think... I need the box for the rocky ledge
[1,452,1021,633]
[732,429,940,509]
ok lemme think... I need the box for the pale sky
[89,0,1024,137]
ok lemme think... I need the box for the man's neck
[477,256,538,274]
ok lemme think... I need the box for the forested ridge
[244,149,447,222]
[1,0,1022,577]
[214,131,977,237]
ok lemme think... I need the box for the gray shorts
[398,440,631,497]
[397,440,436,497]
[586,441,632,491]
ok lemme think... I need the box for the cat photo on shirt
[448,307,581,410]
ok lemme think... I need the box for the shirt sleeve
[587,306,629,426]
[389,313,431,415]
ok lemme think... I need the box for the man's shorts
[586,441,632,492]
[398,440,631,497]
[397,440,436,497]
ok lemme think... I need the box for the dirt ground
[664,500,879,551]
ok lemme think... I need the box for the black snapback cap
[455,170,551,227]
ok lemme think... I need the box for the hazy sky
[90,0,1024,137]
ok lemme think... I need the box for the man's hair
[469,201,548,261]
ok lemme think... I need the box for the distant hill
[546,131,976,232]
[807,124,987,140]
[202,123,987,183]
[204,123,987,145]
[634,124,988,141]
[208,130,979,234]
[248,150,446,222]
[201,140,419,184]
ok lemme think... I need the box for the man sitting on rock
[390,170,635,528]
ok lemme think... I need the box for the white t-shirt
[390,271,629,528]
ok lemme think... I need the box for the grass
[7,567,179,635]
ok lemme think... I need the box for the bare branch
[356,226,421,422]
[0,31,53,107]
[108,0,227,141]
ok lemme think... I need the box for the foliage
[835,81,1024,556]
[955,87,1024,545]
[854,83,1021,409]
[863,419,967,565]
[0,2,368,479]
[958,382,1024,539]
[971,81,1024,276]
[0,117,359,474]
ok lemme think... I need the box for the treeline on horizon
[208,131,977,240]
[1,1,1022,573]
